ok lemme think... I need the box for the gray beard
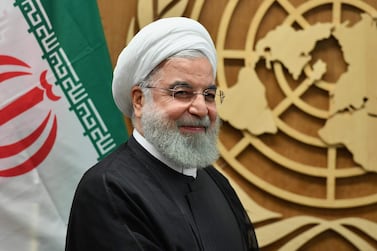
[141,102,220,169]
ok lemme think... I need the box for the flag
[0,0,128,250]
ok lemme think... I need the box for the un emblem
[215,0,377,249]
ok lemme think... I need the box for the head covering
[112,17,217,117]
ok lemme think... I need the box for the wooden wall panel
[97,1,377,250]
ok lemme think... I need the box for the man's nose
[188,94,209,117]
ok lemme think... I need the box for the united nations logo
[215,0,377,249]
[218,0,377,208]
[131,0,377,249]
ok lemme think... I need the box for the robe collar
[133,129,197,178]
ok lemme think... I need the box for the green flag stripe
[15,0,119,159]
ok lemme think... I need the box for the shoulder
[81,136,148,182]
[74,137,150,195]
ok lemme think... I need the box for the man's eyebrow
[207,84,217,90]
[168,81,192,89]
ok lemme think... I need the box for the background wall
[97,0,377,250]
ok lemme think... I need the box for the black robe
[65,136,259,251]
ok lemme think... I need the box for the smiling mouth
[179,125,207,133]
[176,116,211,133]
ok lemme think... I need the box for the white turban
[112,17,217,117]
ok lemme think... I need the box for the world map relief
[219,13,377,172]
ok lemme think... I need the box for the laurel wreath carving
[256,216,377,250]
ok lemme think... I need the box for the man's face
[138,57,221,169]
[147,56,218,130]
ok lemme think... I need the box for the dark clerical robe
[65,136,259,251]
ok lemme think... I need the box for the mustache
[176,116,211,128]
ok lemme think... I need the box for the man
[65,17,259,251]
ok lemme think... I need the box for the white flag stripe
[0,0,119,250]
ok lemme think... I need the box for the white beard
[141,101,220,169]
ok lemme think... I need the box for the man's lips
[179,125,207,133]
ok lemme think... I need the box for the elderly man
[65,17,259,251]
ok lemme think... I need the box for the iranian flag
[0,0,127,250]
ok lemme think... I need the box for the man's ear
[131,85,144,118]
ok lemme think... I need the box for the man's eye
[173,90,193,99]
[204,90,216,102]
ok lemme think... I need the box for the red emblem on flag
[0,55,60,177]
